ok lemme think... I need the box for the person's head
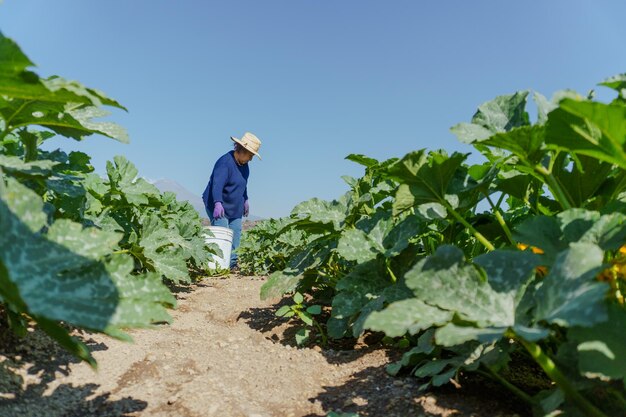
[231,132,262,164]
[233,142,255,164]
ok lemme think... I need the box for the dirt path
[0,275,525,417]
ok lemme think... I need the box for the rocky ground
[0,274,528,417]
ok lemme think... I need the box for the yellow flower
[517,243,544,254]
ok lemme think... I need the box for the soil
[0,274,528,417]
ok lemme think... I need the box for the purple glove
[244,200,249,217]
[213,201,225,219]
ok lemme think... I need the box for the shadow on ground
[0,326,147,417]
[238,301,399,365]
[303,364,530,417]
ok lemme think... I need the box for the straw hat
[231,132,262,160]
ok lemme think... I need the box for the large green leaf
[107,156,160,205]
[387,150,468,215]
[0,100,128,143]
[406,246,515,327]
[345,154,380,168]
[260,270,301,300]
[1,178,47,232]
[105,255,175,329]
[477,125,546,165]
[47,219,122,259]
[287,235,335,273]
[450,91,530,144]
[336,228,380,263]
[142,229,191,283]
[332,260,390,320]
[365,298,453,337]
[534,242,608,328]
[514,210,626,264]
[534,90,581,125]
[378,246,547,346]
[1,178,175,334]
[599,73,626,92]
[569,304,626,384]
[0,155,59,177]
[290,196,347,231]
[0,33,125,110]
[0,34,127,144]
[328,259,397,338]
[337,212,421,263]
[546,99,626,169]
[550,154,617,208]
[0,197,118,329]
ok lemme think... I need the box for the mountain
[152,179,263,221]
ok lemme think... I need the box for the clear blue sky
[1,1,625,218]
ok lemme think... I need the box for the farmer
[202,132,262,271]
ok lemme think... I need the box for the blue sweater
[202,151,249,219]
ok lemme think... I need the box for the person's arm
[211,160,228,204]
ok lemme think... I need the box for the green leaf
[534,242,608,328]
[306,305,322,315]
[290,197,347,231]
[0,197,118,329]
[513,215,568,264]
[345,153,380,168]
[0,31,34,73]
[550,154,616,208]
[275,305,292,317]
[332,260,390,320]
[450,91,530,143]
[405,246,516,327]
[365,298,453,337]
[0,155,59,177]
[299,311,314,326]
[260,270,301,300]
[514,210,626,263]
[534,90,580,125]
[569,304,626,384]
[107,156,160,205]
[293,292,304,304]
[387,150,469,215]
[149,247,191,283]
[104,255,175,329]
[435,324,507,346]
[473,250,540,296]
[546,99,626,170]
[599,73,626,92]
[47,219,121,259]
[295,328,310,345]
[337,228,380,263]
[2,177,47,232]
[1,101,129,143]
[478,125,546,164]
[64,106,129,143]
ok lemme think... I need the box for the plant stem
[534,164,573,210]
[313,320,327,346]
[444,202,495,251]
[485,194,516,246]
[386,258,398,283]
[519,339,608,417]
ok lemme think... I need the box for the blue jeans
[207,213,242,268]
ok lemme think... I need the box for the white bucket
[203,226,233,270]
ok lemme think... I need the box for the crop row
[239,78,626,416]
[0,33,217,366]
